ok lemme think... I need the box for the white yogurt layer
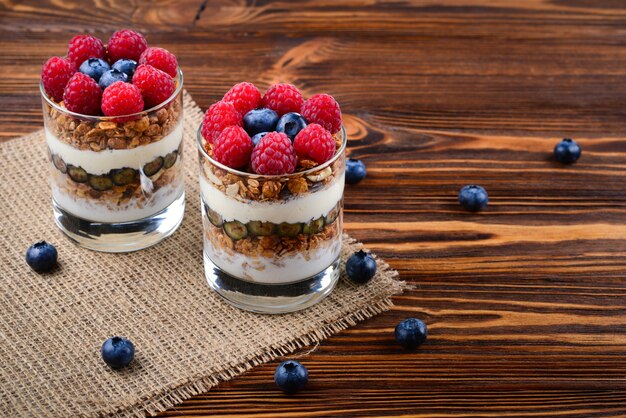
[45,122,183,175]
[52,181,184,223]
[205,237,341,284]
[199,172,345,224]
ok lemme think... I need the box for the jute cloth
[0,92,405,417]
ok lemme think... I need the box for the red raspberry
[201,100,242,144]
[293,123,335,164]
[101,81,144,119]
[138,47,178,78]
[66,34,106,69]
[261,83,304,117]
[300,94,342,134]
[132,64,175,108]
[41,57,75,102]
[213,126,254,169]
[107,29,148,63]
[223,82,261,117]
[251,132,297,175]
[62,72,102,115]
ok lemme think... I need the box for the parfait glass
[40,69,185,252]
[197,126,346,313]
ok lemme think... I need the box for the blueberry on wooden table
[274,360,308,394]
[25,241,57,273]
[345,158,366,185]
[101,337,135,369]
[395,318,428,349]
[554,138,581,164]
[458,185,488,212]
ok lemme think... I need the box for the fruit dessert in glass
[198,82,345,313]
[40,30,185,252]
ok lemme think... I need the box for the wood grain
[2,0,626,416]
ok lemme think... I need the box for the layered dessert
[40,30,184,223]
[198,82,345,284]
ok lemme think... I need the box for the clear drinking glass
[40,69,185,252]
[197,126,346,313]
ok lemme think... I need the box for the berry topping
[276,112,307,140]
[101,81,144,118]
[345,158,366,185]
[132,64,175,108]
[395,318,428,349]
[111,59,138,79]
[458,185,489,212]
[66,34,106,69]
[212,126,254,169]
[554,138,581,164]
[201,100,242,144]
[25,241,58,273]
[107,29,148,63]
[98,69,128,89]
[243,108,278,136]
[223,82,262,117]
[274,360,308,394]
[251,132,297,175]
[293,123,335,164]
[41,57,75,102]
[261,83,304,117]
[63,72,102,115]
[345,250,377,284]
[138,47,178,77]
[78,58,110,82]
[101,336,135,369]
[300,93,342,134]
[251,132,268,147]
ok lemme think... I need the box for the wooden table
[3,1,626,416]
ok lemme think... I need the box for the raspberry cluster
[41,30,179,117]
[201,82,342,175]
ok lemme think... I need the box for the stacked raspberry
[41,30,179,117]
[201,82,342,175]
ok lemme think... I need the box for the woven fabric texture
[0,91,405,417]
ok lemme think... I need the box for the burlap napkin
[0,91,405,417]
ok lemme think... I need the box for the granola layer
[42,91,182,151]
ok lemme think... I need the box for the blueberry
[25,241,57,273]
[458,185,488,212]
[554,138,581,164]
[251,132,268,147]
[112,59,137,79]
[395,318,428,349]
[274,360,308,394]
[101,336,135,369]
[276,112,307,140]
[345,250,377,284]
[243,108,278,136]
[79,58,111,82]
[98,69,128,89]
[345,158,366,185]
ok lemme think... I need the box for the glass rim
[196,124,347,180]
[39,67,184,121]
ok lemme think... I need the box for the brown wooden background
[3,0,626,416]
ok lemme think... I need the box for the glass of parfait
[41,67,185,252]
[197,125,346,313]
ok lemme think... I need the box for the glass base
[52,193,185,253]
[204,252,340,314]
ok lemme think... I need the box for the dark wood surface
[3,1,626,416]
